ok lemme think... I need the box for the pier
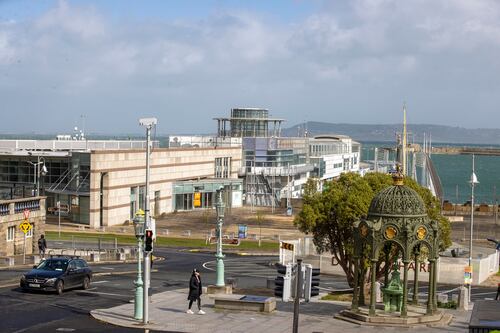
[431,146,500,156]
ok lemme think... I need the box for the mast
[402,103,407,176]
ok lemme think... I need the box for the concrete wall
[89,147,242,228]
[0,197,46,257]
[289,237,499,286]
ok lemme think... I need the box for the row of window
[6,225,32,241]
[309,143,349,156]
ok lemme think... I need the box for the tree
[294,172,452,287]
[255,210,264,247]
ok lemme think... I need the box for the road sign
[19,220,32,234]
[281,242,294,251]
[464,266,473,285]
[23,209,30,219]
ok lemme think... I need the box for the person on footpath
[38,234,47,258]
[496,282,500,300]
[187,268,205,314]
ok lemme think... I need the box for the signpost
[464,266,473,285]
[57,201,61,238]
[20,209,32,265]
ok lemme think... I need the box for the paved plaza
[91,289,472,333]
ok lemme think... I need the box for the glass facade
[230,108,270,137]
[0,155,71,200]
[173,179,242,211]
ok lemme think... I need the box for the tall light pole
[133,209,145,320]
[27,155,47,197]
[139,117,157,324]
[468,154,479,302]
[215,188,226,287]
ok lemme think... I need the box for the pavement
[91,288,472,333]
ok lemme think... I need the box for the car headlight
[46,278,57,284]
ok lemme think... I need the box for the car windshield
[36,259,69,271]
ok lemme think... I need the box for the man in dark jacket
[187,269,204,314]
[38,235,47,258]
[496,283,500,300]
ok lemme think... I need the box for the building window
[7,226,15,241]
[26,226,33,238]
[215,157,231,178]
[130,185,146,219]
[154,191,160,217]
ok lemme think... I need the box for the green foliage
[294,171,453,286]
[437,300,457,309]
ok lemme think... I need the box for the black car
[20,256,92,295]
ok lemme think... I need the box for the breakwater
[432,146,500,156]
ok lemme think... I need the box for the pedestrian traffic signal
[145,229,153,252]
[274,263,292,302]
[304,266,320,301]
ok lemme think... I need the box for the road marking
[99,267,115,270]
[471,291,497,296]
[91,280,109,284]
[77,290,129,298]
[202,259,277,279]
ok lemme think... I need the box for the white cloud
[35,0,105,40]
[1,0,500,133]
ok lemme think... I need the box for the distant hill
[283,122,500,145]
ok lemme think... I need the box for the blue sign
[238,224,248,239]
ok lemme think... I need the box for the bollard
[32,255,41,265]
[116,252,126,261]
[437,293,449,304]
[4,257,15,266]
[458,286,469,311]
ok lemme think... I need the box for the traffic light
[145,229,153,252]
[304,265,320,302]
[274,263,292,302]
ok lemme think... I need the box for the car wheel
[82,276,90,290]
[55,280,64,295]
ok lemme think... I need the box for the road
[0,248,497,332]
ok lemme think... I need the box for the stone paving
[91,289,472,333]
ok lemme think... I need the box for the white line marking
[91,280,109,284]
[471,292,497,296]
[99,267,114,270]
[77,290,128,297]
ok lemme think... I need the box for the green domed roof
[368,183,427,218]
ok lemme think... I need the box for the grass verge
[321,293,353,302]
[45,231,279,252]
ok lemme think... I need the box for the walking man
[496,283,500,300]
[186,268,205,314]
[38,234,47,258]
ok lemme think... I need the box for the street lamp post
[133,209,145,320]
[27,156,47,197]
[468,154,479,303]
[215,189,225,287]
[139,117,157,325]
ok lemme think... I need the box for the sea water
[361,142,500,204]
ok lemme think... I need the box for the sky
[1,0,500,135]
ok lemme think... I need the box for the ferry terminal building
[0,139,242,228]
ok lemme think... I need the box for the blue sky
[1,0,500,135]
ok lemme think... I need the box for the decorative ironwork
[351,174,440,318]
[360,224,369,237]
[416,226,427,240]
[385,226,397,240]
